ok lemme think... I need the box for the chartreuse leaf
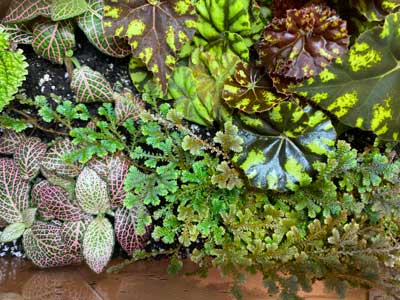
[353,0,400,21]
[104,0,197,92]
[234,101,336,191]
[292,12,400,141]
[0,222,26,243]
[2,0,52,23]
[51,0,88,21]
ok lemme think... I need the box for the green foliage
[353,0,400,21]
[51,0,88,21]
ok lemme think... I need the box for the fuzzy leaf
[257,5,349,80]
[2,0,51,23]
[14,137,47,181]
[1,23,33,45]
[115,89,145,125]
[62,218,91,254]
[214,121,244,153]
[76,167,110,214]
[51,0,88,21]
[71,66,114,103]
[211,162,243,190]
[353,0,400,21]
[0,222,26,243]
[0,158,30,223]
[104,0,197,92]
[0,129,26,155]
[22,208,37,228]
[292,12,400,141]
[32,21,75,64]
[83,216,114,273]
[234,102,336,191]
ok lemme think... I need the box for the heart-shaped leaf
[0,222,26,243]
[0,130,26,155]
[234,101,336,191]
[61,218,91,254]
[14,137,47,181]
[51,0,88,21]
[115,90,145,125]
[32,21,75,64]
[71,66,114,103]
[83,216,114,273]
[292,12,400,141]
[76,167,110,214]
[2,0,51,24]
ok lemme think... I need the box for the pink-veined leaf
[1,23,33,45]
[115,89,145,125]
[51,0,88,21]
[2,0,51,24]
[71,66,114,103]
[0,129,26,155]
[61,217,92,255]
[40,167,76,197]
[32,20,75,64]
[14,137,47,181]
[31,180,54,221]
[22,208,37,228]
[83,216,114,273]
[0,158,30,223]
[77,0,130,58]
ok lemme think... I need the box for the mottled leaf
[115,89,145,125]
[2,0,51,23]
[104,0,197,92]
[0,222,26,243]
[234,101,336,191]
[51,0,88,21]
[257,5,349,80]
[1,23,33,44]
[32,21,75,64]
[61,218,91,254]
[353,0,400,21]
[0,129,26,155]
[14,137,47,181]
[77,0,130,58]
[292,12,400,141]
[71,66,114,103]
[83,216,114,273]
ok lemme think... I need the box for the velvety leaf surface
[14,137,47,181]
[0,158,30,223]
[31,180,54,221]
[61,218,91,254]
[76,167,110,214]
[223,62,285,113]
[353,0,400,21]
[104,0,197,92]
[1,23,33,45]
[32,21,75,64]
[234,102,336,191]
[257,5,349,80]
[2,0,51,23]
[83,216,114,273]
[0,129,26,155]
[292,12,400,141]
[71,66,114,103]
[0,222,26,243]
[77,0,130,58]
[115,90,145,125]
[51,0,88,21]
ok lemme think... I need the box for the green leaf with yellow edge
[104,0,197,92]
[292,12,400,141]
[233,101,336,191]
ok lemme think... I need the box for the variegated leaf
[76,167,110,214]
[2,0,52,24]
[86,157,109,179]
[51,0,88,21]
[0,158,30,223]
[71,66,114,103]
[40,167,76,196]
[41,139,81,178]
[0,222,26,243]
[31,180,54,221]
[14,137,47,181]
[0,129,26,155]
[77,0,130,58]
[83,216,114,273]
[115,89,145,125]
[61,218,91,254]
[1,23,33,45]
[32,21,75,64]
[23,221,82,268]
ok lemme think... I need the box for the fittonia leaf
[77,0,130,58]
[2,0,51,24]
[31,181,54,221]
[292,12,400,141]
[32,21,75,64]
[353,0,400,21]
[0,129,26,155]
[51,0,88,21]
[62,218,91,255]
[115,89,145,125]
[0,222,26,243]
[40,168,76,197]
[233,101,336,191]
[83,216,114,273]
[103,0,197,92]
[1,23,33,45]
[71,66,114,103]
[14,137,47,181]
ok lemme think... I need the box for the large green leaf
[2,0,51,24]
[51,0,88,21]
[83,216,114,273]
[292,12,400,141]
[103,0,197,92]
[234,101,336,191]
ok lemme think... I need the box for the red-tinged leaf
[271,0,327,18]
[71,66,114,103]
[2,0,51,24]
[0,218,7,228]
[0,158,30,223]
[32,21,75,64]
[61,218,92,255]
[86,157,109,179]
[31,180,54,221]
[14,137,47,181]
[41,139,81,178]
[23,221,82,268]
[40,167,76,196]
[0,129,26,155]
[115,207,150,256]
[115,89,145,125]
[77,0,130,58]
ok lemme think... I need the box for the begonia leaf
[353,0,400,21]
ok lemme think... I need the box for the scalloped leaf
[234,101,336,191]
[0,222,26,243]
[77,0,130,58]
[51,0,88,21]
[353,0,400,21]
[61,218,91,254]
[213,121,243,153]
[0,129,26,155]
[23,221,82,268]
[76,167,110,214]
[71,66,114,103]
[14,137,47,181]
[104,0,197,92]
[115,89,145,125]
[257,5,349,80]
[32,21,75,64]
[1,23,33,45]
[83,216,114,273]
[292,12,400,141]
[2,0,51,24]
[41,139,81,178]
[0,158,30,223]
[211,161,243,190]
[31,181,54,221]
